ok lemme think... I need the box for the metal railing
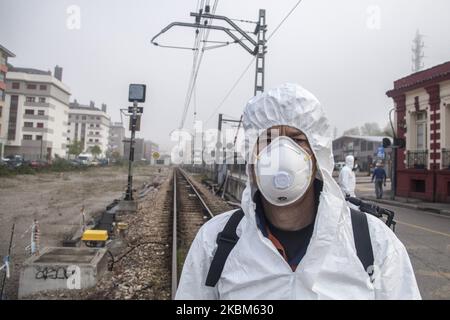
[442,149,450,170]
[406,150,428,169]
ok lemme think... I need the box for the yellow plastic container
[82,230,108,242]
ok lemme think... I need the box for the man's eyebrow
[291,134,307,139]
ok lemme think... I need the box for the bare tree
[382,122,394,137]
[360,122,382,136]
[343,127,361,136]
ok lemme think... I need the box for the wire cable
[205,56,255,124]
[267,0,303,41]
[179,0,219,129]
[205,0,304,126]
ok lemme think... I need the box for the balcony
[22,127,54,134]
[87,134,103,139]
[442,149,450,170]
[24,101,51,108]
[407,150,428,169]
[21,139,51,148]
[23,114,53,121]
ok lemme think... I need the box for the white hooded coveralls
[338,155,356,197]
[175,84,421,300]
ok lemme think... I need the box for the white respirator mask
[254,136,314,206]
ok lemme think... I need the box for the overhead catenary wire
[267,0,303,41]
[179,0,219,129]
[205,57,255,124]
[180,0,206,126]
[204,0,304,127]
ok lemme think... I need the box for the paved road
[354,177,450,300]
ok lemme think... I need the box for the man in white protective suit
[175,83,421,300]
[338,155,356,198]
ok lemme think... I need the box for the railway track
[171,167,215,299]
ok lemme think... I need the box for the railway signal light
[128,84,146,103]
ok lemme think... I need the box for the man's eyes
[259,137,306,143]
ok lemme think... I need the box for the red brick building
[387,61,450,203]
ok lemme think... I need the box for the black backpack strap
[205,209,245,287]
[350,208,374,275]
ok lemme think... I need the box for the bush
[16,164,35,175]
[0,165,14,177]
[48,158,88,172]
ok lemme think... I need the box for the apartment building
[0,44,16,158]
[333,135,393,173]
[4,65,70,160]
[109,122,126,157]
[68,100,111,157]
[144,140,159,161]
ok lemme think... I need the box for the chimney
[101,103,107,113]
[54,65,63,81]
[89,101,95,108]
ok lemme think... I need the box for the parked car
[99,159,109,166]
[69,159,82,167]
[29,159,49,169]
[334,162,346,172]
[4,155,24,168]
[76,155,91,165]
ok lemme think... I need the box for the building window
[38,110,45,116]
[89,139,93,142]
[39,85,47,91]
[24,122,33,128]
[95,132,99,135]
[96,117,100,120]
[25,109,34,115]
[67,129,70,133]
[90,116,94,120]
[12,82,20,89]
[95,139,99,143]
[39,97,46,103]
[36,135,43,141]
[90,124,94,128]
[23,134,32,140]
[416,112,427,150]
[76,116,79,120]
[37,123,44,128]
[0,72,5,82]
[7,95,19,140]
[68,122,71,125]
[96,124,100,128]
[26,97,36,103]
[82,116,86,120]
[27,84,37,90]
[0,89,4,102]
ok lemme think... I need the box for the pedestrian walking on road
[372,162,387,199]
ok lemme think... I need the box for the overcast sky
[1,0,449,152]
